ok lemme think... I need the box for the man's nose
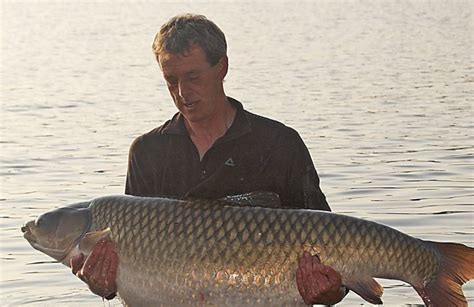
[178,80,191,99]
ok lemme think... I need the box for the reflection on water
[1,1,473,306]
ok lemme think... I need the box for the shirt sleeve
[125,136,155,197]
[301,163,330,211]
[285,130,331,211]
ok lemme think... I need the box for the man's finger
[70,253,85,275]
[103,244,118,298]
[101,244,112,281]
[107,248,118,284]
[312,252,322,263]
[302,253,323,301]
[303,252,314,277]
[320,265,342,287]
[309,259,325,297]
[296,266,306,298]
[314,271,331,293]
[297,254,312,304]
[82,239,107,277]
[102,241,118,287]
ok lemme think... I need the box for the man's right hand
[70,238,119,299]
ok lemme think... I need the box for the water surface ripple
[1,1,472,306]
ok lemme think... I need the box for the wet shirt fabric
[125,97,330,211]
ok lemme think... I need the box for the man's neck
[185,98,236,160]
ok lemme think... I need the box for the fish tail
[414,241,474,307]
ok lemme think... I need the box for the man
[72,13,347,305]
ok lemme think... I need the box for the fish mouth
[21,222,62,260]
[21,222,36,244]
[21,220,88,262]
[22,202,93,264]
[21,224,29,234]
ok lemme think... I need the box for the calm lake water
[1,1,473,306]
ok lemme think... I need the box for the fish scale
[88,196,437,305]
[23,194,473,306]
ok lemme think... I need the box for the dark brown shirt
[125,97,330,211]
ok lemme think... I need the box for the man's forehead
[159,44,208,69]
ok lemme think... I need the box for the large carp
[22,193,473,306]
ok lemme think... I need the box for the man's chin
[181,110,204,123]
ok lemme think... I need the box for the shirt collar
[161,97,252,139]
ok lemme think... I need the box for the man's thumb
[70,253,85,275]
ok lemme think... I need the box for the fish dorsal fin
[220,191,281,208]
[78,228,111,254]
[345,276,383,305]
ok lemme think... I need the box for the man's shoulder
[244,110,301,140]
[129,119,176,153]
[229,96,300,140]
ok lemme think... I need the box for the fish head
[22,201,92,265]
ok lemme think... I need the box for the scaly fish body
[22,194,474,306]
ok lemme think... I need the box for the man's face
[159,44,227,124]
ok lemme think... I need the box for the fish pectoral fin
[219,191,281,208]
[79,228,112,253]
[346,277,383,305]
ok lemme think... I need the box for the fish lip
[21,221,32,233]
[23,231,35,243]
[22,222,36,243]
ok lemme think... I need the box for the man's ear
[218,55,228,80]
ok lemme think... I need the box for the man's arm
[282,130,347,304]
[276,128,330,211]
[125,136,155,196]
[71,138,152,298]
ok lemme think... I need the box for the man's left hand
[296,251,346,305]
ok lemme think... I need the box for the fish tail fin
[414,241,474,307]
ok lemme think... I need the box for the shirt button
[200,170,206,180]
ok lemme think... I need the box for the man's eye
[188,74,199,81]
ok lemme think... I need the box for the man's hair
[152,13,227,66]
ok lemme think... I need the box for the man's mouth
[183,100,199,109]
